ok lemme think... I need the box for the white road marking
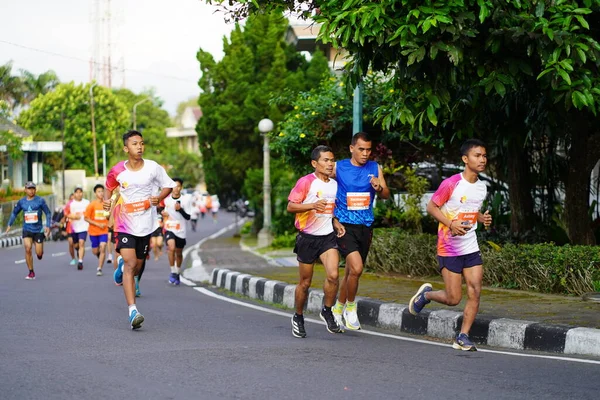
[52,252,67,257]
[194,287,600,366]
[15,259,26,264]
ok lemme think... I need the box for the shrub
[270,231,296,249]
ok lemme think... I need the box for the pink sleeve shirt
[288,173,337,236]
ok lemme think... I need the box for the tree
[173,96,199,126]
[0,62,60,109]
[0,62,25,109]
[18,82,130,176]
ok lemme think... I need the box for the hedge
[368,228,600,296]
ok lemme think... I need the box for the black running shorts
[23,230,45,243]
[164,231,186,249]
[336,223,373,263]
[115,232,151,260]
[294,231,338,265]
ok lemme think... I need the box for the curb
[0,236,22,248]
[210,267,600,358]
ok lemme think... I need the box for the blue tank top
[334,159,379,226]
[8,196,51,233]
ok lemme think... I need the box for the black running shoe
[77,262,83,270]
[291,314,306,338]
[320,307,342,334]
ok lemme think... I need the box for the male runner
[162,177,191,285]
[408,139,492,351]
[66,186,90,270]
[61,193,77,266]
[287,146,346,338]
[5,181,51,279]
[331,132,390,330]
[84,184,109,276]
[104,130,176,330]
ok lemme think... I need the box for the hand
[161,210,169,218]
[76,213,82,220]
[44,227,50,236]
[174,202,181,211]
[370,175,382,192]
[313,199,328,213]
[333,219,346,237]
[103,199,112,211]
[450,220,472,236]
[150,196,160,206]
[482,210,492,229]
[97,223,107,230]
[5,226,11,234]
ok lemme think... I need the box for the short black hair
[460,139,487,157]
[93,184,104,192]
[123,130,143,145]
[311,145,333,162]
[351,131,372,146]
[172,177,183,185]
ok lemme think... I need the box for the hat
[25,181,36,189]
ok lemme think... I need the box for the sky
[0,0,236,116]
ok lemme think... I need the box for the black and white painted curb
[0,236,22,248]
[211,267,600,358]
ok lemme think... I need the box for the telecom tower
[90,0,125,87]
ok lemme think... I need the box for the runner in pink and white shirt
[408,139,492,351]
[103,130,176,330]
[287,145,346,338]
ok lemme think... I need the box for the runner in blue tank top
[331,132,390,330]
[5,181,51,280]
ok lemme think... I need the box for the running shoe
[343,302,361,330]
[134,276,141,297]
[106,256,113,264]
[25,271,35,280]
[77,262,83,270]
[453,332,477,351]
[114,256,124,286]
[129,310,144,330]
[69,258,77,266]
[174,273,180,286]
[320,308,342,334]
[291,314,306,338]
[96,268,103,276]
[332,305,345,333]
[409,283,432,315]
[168,273,178,285]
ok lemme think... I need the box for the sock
[174,267,181,274]
[346,301,357,310]
[333,301,345,313]
[170,266,176,273]
[322,305,332,313]
[128,305,137,316]
[78,259,83,263]
[294,313,304,321]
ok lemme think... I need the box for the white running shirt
[69,199,90,233]
[163,194,192,239]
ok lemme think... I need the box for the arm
[370,164,390,199]
[426,200,469,237]
[478,210,492,228]
[5,201,22,232]
[42,200,52,233]
[177,206,191,220]
[287,200,327,214]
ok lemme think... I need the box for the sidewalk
[183,233,600,358]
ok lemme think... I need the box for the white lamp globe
[258,118,274,133]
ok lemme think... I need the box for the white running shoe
[343,302,361,330]
[332,306,345,332]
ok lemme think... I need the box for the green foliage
[0,62,59,109]
[0,100,23,161]
[270,231,296,249]
[18,82,130,176]
[369,228,600,296]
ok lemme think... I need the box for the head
[172,178,183,197]
[74,186,84,201]
[24,181,36,197]
[93,184,104,200]
[460,139,487,173]
[122,130,144,159]
[349,132,372,165]
[310,145,335,177]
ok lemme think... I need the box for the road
[1,212,598,400]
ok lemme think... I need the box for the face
[350,138,372,165]
[74,189,83,201]
[173,181,182,197]
[95,187,104,200]
[462,146,487,172]
[124,135,145,159]
[311,151,335,177]
[25,187,36,197]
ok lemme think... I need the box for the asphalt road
[1,212,599,400]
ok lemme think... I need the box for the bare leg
[294,262,314,314]
[459,265,483,335]
[23,238,34,271]
[343,251,363,302]
[319,248,339,307]
[426,268,464,306]
[97,242,107,270]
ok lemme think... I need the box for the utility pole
[90,83,99,178]
[61,112,66,203]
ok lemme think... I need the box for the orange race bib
[347,192,371,211]
[94,209,107,220]
[316,200,335,215]
[24,211,39,224]
[165,220,181,231]
[123,199,151,214]
[457,212,478,225]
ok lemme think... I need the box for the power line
[0,39,198,84]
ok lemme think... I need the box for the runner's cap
[25,181,36,189]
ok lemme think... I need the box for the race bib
[165,220,181,231]
[123,199,151,214]
[94,209,107,220]
[347,192,371,211]
[24,211,38,224]
[316,199,335,215]
[457,211,478,225]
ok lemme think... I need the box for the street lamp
[89,82,99,178]
[258,118,274,248]
[132,97,151,130]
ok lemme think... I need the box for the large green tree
[0,62,59,109]
[196,11,330,200]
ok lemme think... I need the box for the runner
[162,177,191,285]
[61,193,77,266]
[5,181,51,279]
[189,193,200,232]
[150,211,164,261]
[210,195,220,224]
[66,186,90,270]
[331,132,390,331]
[104,129,176,330]
[408,139,492,351]
[287,146,346,338]
[84,184,109,276]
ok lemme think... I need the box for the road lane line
[52,252,67,257]
[194,287,600,366]
[15,259,26,264]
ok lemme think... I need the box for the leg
[175,248,184,271]
[344,251,364,302]
[78,239,86,260]
[167,238,176,267]
[294,262,314,314]
[68,236,74,259]
[120,248,138,306]
[319,248,339,307]
[23,237,34,272]
[156,235,164,256]
[34,240,44,260]
[426,268,464,306]
[459,265,483,335]
[92,247,99,258]
[97,242,107,270]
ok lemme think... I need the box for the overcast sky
[0,0,236,116]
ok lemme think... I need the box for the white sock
[128,305,137,316]
[170,266,176,273]
[78,259,83,263]
[174,267,181,274]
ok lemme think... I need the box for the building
[0,117,63,188]
[285,23,350,71]
[165,106,202,154]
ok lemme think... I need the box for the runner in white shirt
[67,186,90,271]
[161,178,191,285]
[103,130,176,330]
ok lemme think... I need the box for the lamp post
[89,82,99,178]
[132,97,151,130]
[257,118,274,248]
